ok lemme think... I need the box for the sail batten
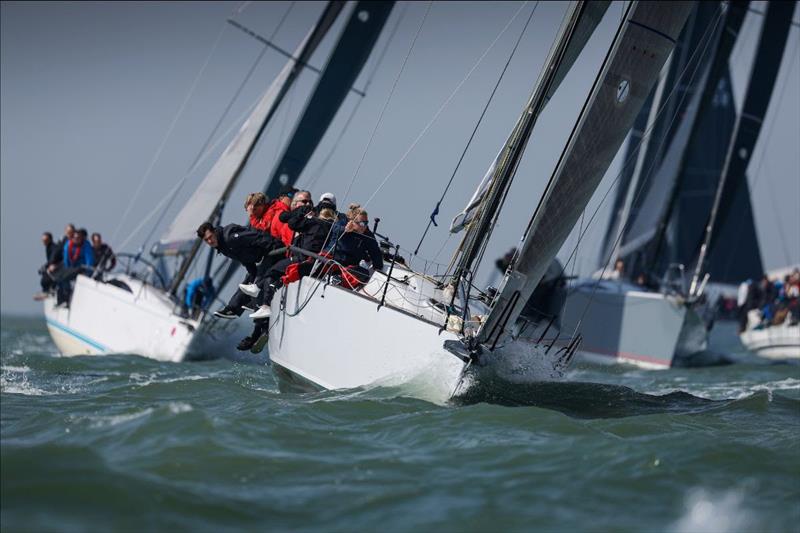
[477,1,694,347]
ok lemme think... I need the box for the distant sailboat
[266,1,693,395]
[546,0,793,368]
[42,2,394,361]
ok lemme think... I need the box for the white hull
[43,274,249,362]
[740,322,800,360]
[556,281,707,369]
[268,267,468,399]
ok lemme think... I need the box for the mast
[476,1,694,349]
[164,2,345,294]
[688,0,795,297]
[264,1,394,199]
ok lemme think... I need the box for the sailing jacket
[214,224,276,274]
[63,240,95,268]
[49,237,67,265]
[93,243,116,272]
[333,229,384,271]
[279,206,333,260]
[270,201,293,246]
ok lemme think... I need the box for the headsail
[153,2,344,257]
[477,1,694,348]
[449,1,610,234]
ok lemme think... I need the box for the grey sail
[153,2,344,258]
[477,1,694,348]
[689,0,795,294]
[450,1,609,234]
[264,1,395,199]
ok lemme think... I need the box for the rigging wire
[138,2,297,253]
[111,6,236,244]
[357,1,530,211]
[412,1,539,256]
[303,2,410,192]
[339,1,434,208]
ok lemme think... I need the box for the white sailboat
[267,1,693,396]
[42,3,350,361]
[739,265,800,360]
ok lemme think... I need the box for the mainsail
[153,2,344,258]
[477,1,694,348]
[264,1,395,199]
[689,0,795,294]
[449,1,609,234]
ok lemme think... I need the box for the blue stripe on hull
[45,318,109,353]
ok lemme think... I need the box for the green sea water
[1,316,798,532]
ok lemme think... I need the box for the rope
[111,8,235,243]
[412,1,539,256]
[358,1,531,210]
[340,1,433,207]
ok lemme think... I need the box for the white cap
[319,192,337,206]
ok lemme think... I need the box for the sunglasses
[357,221,368,227]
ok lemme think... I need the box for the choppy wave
[2,316,799,532]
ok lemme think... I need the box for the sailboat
[266,1,693,395]
[42,2,394,361]
[547,0,794,368]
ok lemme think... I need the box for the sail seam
[627,19,678,45]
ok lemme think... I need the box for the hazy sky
[2,1,798,315]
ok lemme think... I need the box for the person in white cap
[319,192,337,207]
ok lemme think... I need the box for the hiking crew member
[34,232,58,299]
[56,228,95,306]
[333,208,384,283]
[91,232,116,274]
[249,194,333,319]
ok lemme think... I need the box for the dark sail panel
[688,0,794,290]
[264,1,394,198]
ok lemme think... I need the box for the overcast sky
[2,1,798,315]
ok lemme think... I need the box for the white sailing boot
[249,305,271,319]
[239,283,260,297]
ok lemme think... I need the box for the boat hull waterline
[43,274,249,362]
[557,282,708,369]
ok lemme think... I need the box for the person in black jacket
[248,201,335,319]
[34,232,59,299]
[332,208,383,283]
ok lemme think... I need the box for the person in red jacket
[245,192,271,232]
[269,187,298,247]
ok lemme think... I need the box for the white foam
[671,488,754,533]
[167,401,193,414]
[644,378,800,401]
[1,365,31,373]
[89,408,154,428]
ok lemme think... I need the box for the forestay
[477,1,694,347]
